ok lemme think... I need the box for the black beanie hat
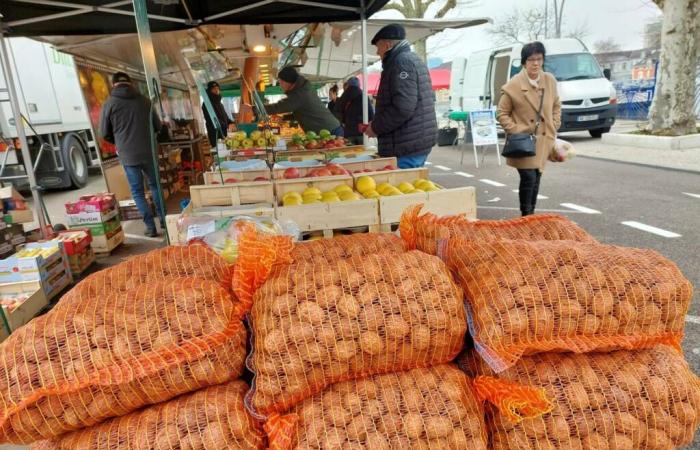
[206,81,220,91]
[371,23,406,45]
[278,66,299,84]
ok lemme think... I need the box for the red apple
[326,164,345,176]
[254,176,269,181]
[224,178,239,184]
[383,164,397,171]
[314,168,332,177]
[305,140,319,150]
[283,167,301,179]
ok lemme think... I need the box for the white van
[458,38,617,138]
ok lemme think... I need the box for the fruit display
[31,381,265,450]
[279,163,350,179]
[286,130,349,151]
[248,250,466,415]
[443,238,692,372]
[461,346,700,450]
[266,365,488,450]
[290,233,405,264]
[225,129,279,150]
[399,205,597,255]
[280,184,363,206]
[355,176,441,199]
[350,163,397,174]
[0,277,247,443]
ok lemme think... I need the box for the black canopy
[1,0,390,37]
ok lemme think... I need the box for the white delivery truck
[458,38,617,138]
[0,38,98,189]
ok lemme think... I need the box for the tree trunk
[648,0,700,135]
[414,38,427,63]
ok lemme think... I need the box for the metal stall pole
[0,32,48,238]
[360,0,369,147]
[132,0,169,243]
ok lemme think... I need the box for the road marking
[512,189,548,199]
[480,179,506,187]
[477,206,589,214]
[683,192,700,199]
[125,233,164,242]
[434,165,452,171]
[424,162,432,165]
[454,171,474,178]
[686,315,700,325]
[560,203,601,214]
[621,221,681,238]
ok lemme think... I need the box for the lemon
[302,187,322,198]
[356,176,376,194]
[283,196,302,206]
[413,179,430,190]
[422,181,438,190]
[339,191,360,201]
[302,197,321,204]
[363,190,380,199]
[412,188,425,194]
[376,182,393,195]
[333,184,353,194]
[321,191,340,203]
[283,191,302,200]
[397,182,415,193]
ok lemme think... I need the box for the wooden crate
[271,163,326,180]
[203,168,271,185]
[189,182,274,207]
[274,149,325,163]
[0,280,48,342]
[337,157,397,174]
[273,176,354,201]
[378,186,477,225]
[352,167,430,188]
[322,145,371,160]
[93,228,125,255]
[166,204,275,245]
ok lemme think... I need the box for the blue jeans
[123,162,164,232]
[397,153,429,169]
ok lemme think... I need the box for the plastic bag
[549,138,576,162]
[265,365,487,450]
[290,233,405,264]
[459,346,700,450]
[248,250,467,416]
[400,205,595,255]
[30,381,265,450]
[442,238,691,372]
[0,278,247,444]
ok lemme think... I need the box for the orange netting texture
[443,238,691,372]
[248,250,467,416]
[30,380,265,450]
[459,346,700,450]
[399,204,595,254]
[290,233,405,264]
[0,278,246,444]
[265,364,487,450]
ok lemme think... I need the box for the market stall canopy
[291,18,491,81]
[0,0,391,36]
[361,68,451,95]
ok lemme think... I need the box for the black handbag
[501,89,545,159]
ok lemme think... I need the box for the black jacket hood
[111,83,138,99]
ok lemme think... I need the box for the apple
[313,168,332,177]
[283,167,301,179]
[326,164,345,176]
[224,178,239,184]
[305,140,319,150]
[254,176,269,181]
[383,165,397,171]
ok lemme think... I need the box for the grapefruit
[356,176,376,194]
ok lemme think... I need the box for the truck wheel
[589,127,611,138]
[63,134,88,188]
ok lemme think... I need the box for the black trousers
[517,168,542,216]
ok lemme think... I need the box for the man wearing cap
[364,24,437,168]
[202,81,235,147]
[241,67,342,136]
[100,72,164,237]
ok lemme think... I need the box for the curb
[576,154,700,175]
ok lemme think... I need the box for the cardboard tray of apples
[284,130,348,151]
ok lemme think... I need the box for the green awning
[220,83,322,98]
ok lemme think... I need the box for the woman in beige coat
[497,41,562,216]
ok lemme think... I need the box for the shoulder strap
[533,88,545,135]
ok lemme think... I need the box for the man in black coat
[202,81,234,147]
[364,24,437,168]
[337,77,374,145]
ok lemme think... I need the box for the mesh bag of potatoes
[400,204,595,255]
[0,277,247,444]
[290,233,405,264]
[264,364,487,450]
[442,238,692,372]
[29,380,265,450]
[459,346,700,450]
[247,250,467,416]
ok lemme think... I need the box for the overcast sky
[373,0,662,61]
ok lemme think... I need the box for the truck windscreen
[543,53,604,81]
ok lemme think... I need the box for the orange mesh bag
[459,346,700,450]
[0,277,247,444]
[265,364,487,450]
[443,238,692,372]
[248,250,467,416]
[290,233,405,264]
[400,204,595,254]
[29,381,265,450]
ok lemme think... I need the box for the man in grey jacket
[100,72,163,237]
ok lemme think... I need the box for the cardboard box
[0,245,65,284]
[53,230,92,256]
[3,209,34,224]
[66,207,118,226]
[0,280,48,342]
[70,216,121,237]
[65,193,117,214]
[92,228,124,253]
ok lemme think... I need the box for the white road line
[512,189,548,199]
[686,315,700,325]
[683,192,700,199]
[560,203,601,214]
[434,165,452,171]
[477,206,589,214]
[424,162,432,165]
[455,171,474,178]
[125,233,164,242]
[621,221,681,238]
[480,179,506,187]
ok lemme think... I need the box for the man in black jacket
[202,81,234,147]
[337,77,374,145]
[364,24,437,168]
[100,72,163,237]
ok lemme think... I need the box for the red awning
[360,68,450,95]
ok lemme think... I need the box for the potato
[359,332,383,355]
[297,301,325,325]
[337,295,360,319]
[384,315,410,340]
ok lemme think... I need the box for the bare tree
[594,38,622,54]
[647,0,700,135]
[381,0,477,61]
[488,4,589,45]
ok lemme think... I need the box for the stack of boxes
[0,241,73,301]
[65,193,125,254]
[53,230,94,276]
[0,223,26,260]
[0,186,34,226]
